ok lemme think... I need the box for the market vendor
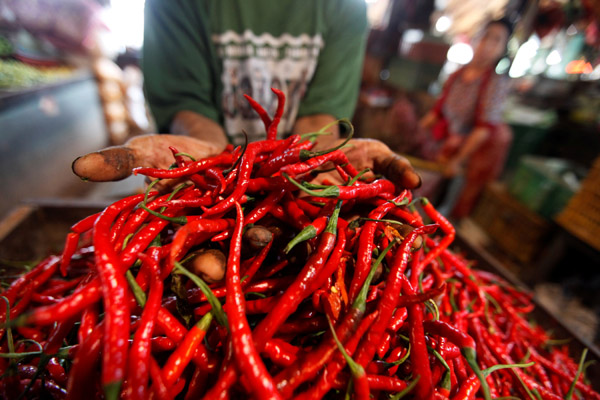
[418,18,514,218]
[72,0,421,190]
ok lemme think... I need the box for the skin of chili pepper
[529,348,600,399]
[270,134,302,161]
[44,316,77,354]
[252,218,338,350]
[109,206,136,250]
[149,336,176,352]
[450,374,480,400]
[276,315,328,335]
[93,197,135,398]
[30,293,58,304]
[46,357,68,386]
[243,93,272,129]
[202,141,280,216]
[282,197,312,228]
[240,241,274,288]
[406,292,434,400]
[15,326,44,342]
[293,310,379,400]
[167,218,235,278]
[263,339,299,367]
[66,321,103,400]
[353,225,436,372]
[309,224,347,293]
[59,232,79,277]
[125,246,163,400]
[40,276,85,297]
[331,373,408,392]
[162,313,212,388]
[1,255,59,309]
[149,357,173,400]
[514,344,553,391]
[348,192,408,302]
[256,146,304,178]
[294,198,321,218]
[188,275,292,305]
[245,186,288,226]
[112,193,166,251]
[280,149,358,178]
[225,202,281,399]
[70,212,101,234]
[267,88,285,140]
[184,364,208,400]
[133,152,234,178]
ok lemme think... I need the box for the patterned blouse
[441,68,510,136]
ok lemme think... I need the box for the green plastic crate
[508,156,583,219]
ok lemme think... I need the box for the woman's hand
[441,158,464,178]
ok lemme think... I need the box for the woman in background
[419,18,514,218]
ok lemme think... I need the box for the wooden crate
[471,182,553,265]
[556,156,600,251]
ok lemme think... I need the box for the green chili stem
[174,152,196,162]
[1,297,15,355]
[353,238,399,312]
[565,348,588,400]
[126,270,147,307]
[482,361,535,377]
[174,262,228,329]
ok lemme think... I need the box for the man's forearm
[170,111,229,150]
[293,114,340,151]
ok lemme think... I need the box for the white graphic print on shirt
[212,30,323,145]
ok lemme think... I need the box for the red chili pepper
[59,232,79,277]
[201,141,280,216]
[162,312,212,388]
[416,198,456,277]
[267,88,285,140]
[149,357,172,400]
[331,374,408,392]
[348,192,408,302]
[280,148,358,178]
[92,197,134,399]
[167,218,235,278]
[225,202,281,399]
[133,152,234,178]
[294,311,379,400]
[241,241,274,289]
[243,93,272,130]
[66,321,103,400]
[352,225,437,399]
[252,203,340,350]
[450,374,480,400]
[263,339,299,367]
[125,246,163,400]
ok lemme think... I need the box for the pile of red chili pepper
[1,90,599,400]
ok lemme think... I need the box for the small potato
[244,226,273,249]
[396,224,423,250]
[191,249,226,283]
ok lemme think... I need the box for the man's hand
[325,138,421,189]
[72,134,224,182]
[72,134,420,190]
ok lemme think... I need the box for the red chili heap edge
[1,90,599,400]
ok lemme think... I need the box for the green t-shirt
[143,0,367,144]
